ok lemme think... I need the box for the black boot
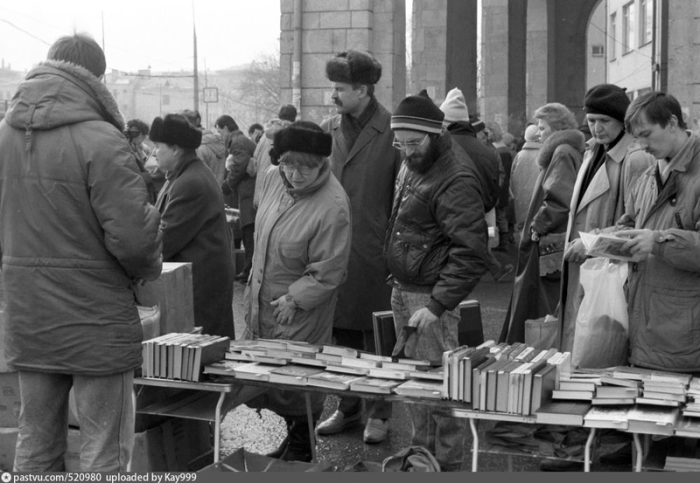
[280,413,320,463]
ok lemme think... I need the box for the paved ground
[219,241,634,472]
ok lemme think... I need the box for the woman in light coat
[245,121,351,462]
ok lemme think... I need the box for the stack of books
[612,366,691,407]
[592,375,641,405]
[552,375,598,402]
[142,333,230,382]
[626,405,680,436]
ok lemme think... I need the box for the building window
[592,45,605,57]
[623,1,635,54]
[610,13,617,60]
[162,95,170,106]
[640,0,653,46]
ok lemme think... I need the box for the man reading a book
[616,91,700,374]
[385,91,487,471]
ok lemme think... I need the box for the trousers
[14,370,135,472]
[391,288,467,470]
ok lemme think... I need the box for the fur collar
[38,59,125,131]
[536,129,585,169]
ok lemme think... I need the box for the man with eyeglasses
[385,90,487,472]
[316,51,402,444]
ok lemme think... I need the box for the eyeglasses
[279,162,316,177]
[392,134,428,153]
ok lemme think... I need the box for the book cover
[496,360,522,413]
[642,391,686,402]
[393,379,444,400]
[643,382,687,395]
[485,358,511,411]
[325,364,369,376]
[410,366,444,381]
[290,356,327,368]
[367,367,410,381]
[285,341,322,354]
[321,344,359,358]
[627,406,679,435]
[191,336,230,382]
[599,376,642,388]
[579,231,635,261]
[203,360,248,376]
[450,346,474,400]
[591,397,636,406]
[520,359,548,415]
[232,362,278,382]
[559,380,598,392]
[340,357,380,369]
[583,406,630,430]
[268,365,325,386]
[536,400,591,426]
[552,389,595,401]
[381,361,420,371]
[528,363,557,415]
[349,377,402,394]
[461,347,491,404]
[306,372,366,391]
[473,357,498,410]
[315,353,344,364]
[596,386,640,399]
[358,352,393,363]
[635,397,683,408]
[612,366,692,385]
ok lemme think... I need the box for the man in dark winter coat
[440,87,513,283]
[316,50,402,444]
[152,114,235,338]
[387,90,487,471]
[0,34,162,472]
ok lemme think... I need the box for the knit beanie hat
[439,87,470,123]
[583,84,630,123]
[149,114,202,149]
[270,121,332,165]
[391,90,444,134]
[326,50,382,85]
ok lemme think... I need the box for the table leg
[469,417,479,472]
[584,427,595,472]
[632,433,642,472]
[214,392,225,463]
[305,393,317,462]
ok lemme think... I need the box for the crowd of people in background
[1,32,700,473]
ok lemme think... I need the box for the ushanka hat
[270,121,332,165]
[326,50,382,85]
[391,89,444,134]
[149,114,202,149]
[583,84,630,123]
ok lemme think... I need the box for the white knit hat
[439,87,470,124]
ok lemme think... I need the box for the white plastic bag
[571,257,629,369]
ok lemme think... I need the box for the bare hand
[531,230,540,242]
[408,307,439,337]
[270,294,297,325]
[615,229,655,262]
[564,238,589,264]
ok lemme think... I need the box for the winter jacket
[322,102,402,331]
[510,140,542,232]
[245,161,351,414]
[559,134,653,353]
[222,130,257,227]
[157,157,235,338]
[385,133,487,316]
[197,129,226,185]
[0,60,162,375]
[447,121,501,211]
[618,132,700,372]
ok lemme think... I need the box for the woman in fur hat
[244,121,351,462]
[500,103,585,344]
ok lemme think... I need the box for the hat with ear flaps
[326,50,382,85]
[149,114,202,149]
[269,121,333,165]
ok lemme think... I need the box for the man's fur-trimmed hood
[536,129,586,169]
[4,59,125,135]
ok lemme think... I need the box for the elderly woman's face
[279,161,321,190]
[537,119,553,143]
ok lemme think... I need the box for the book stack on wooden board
[612,366,692,408]
[592,375,641,405]
[142,333,230,382]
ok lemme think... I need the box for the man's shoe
[539,459,583,471]
[493,264,514,283]
[363,418,389,444]
[316,410,362,436]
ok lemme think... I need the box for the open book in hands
[579,231,635,261]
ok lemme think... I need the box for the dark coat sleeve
[530,146,579,236]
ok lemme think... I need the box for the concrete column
[446,0,478,115]
[526,0,548,121]
[665,1,700,127]
[411,0,448,101]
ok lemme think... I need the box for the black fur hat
[326,50,382,86]
[270,121,332,165]
[149,114,202,149]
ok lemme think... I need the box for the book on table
[393,379,444,400]
[599,376,642,388]
[321,344,359,358]
[674,416,700,437]
[596,386,640,399]
[410,366,444,381]
[204,360,249,376]
[559,380,598,392]
[626,406,680,435]
[579,231,635,261]
[306,372,366,391]
[358,352,393,363]
[495,360,523,413]
[461,347,491,404]
[536,400,591,426]
[583,406,630,430]
[349,377,402,394]
[367,367,410,380]
[290,356,327,368]
[340,357,381,369]
[591,397,636,406]
[191,336,230,382]
[551,389,595,401]
[485,358,511,411]
[635,397,683,408]
[612,366,693,385]
[324,364,369,376]
[642,391,686,402]
[268,365,325,386]
[232,362,278,382]
[525,363,557,416]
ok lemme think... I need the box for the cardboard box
[135,263,194,335]
[0,372,20,428]
[199,448,333,473]
[66,418,211,472]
